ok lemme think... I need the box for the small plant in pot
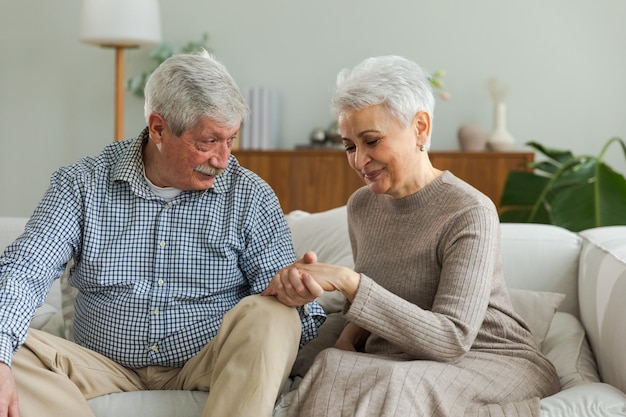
[499,137,626,232]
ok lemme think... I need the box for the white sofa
[1,206,626,416]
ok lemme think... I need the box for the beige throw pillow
[508,288,565,348]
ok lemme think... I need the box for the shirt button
[159,241,166,248]
[151,345,158,352]
[153,308,160,315]
[164,203,172,210]
[158,279,165,286]
[304,304,310,313]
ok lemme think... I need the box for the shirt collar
[112,128,152,199]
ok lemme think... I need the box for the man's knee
[237,294,298,317]
[229,294,301,338]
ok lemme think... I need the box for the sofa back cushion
[286,207,353,269]
[578,226,626,393]
[0,217,29,254]
[286,207,352,313]
[500,223,581,318]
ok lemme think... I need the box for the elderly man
[0,50,324,417]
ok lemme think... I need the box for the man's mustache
[194,165,225,176]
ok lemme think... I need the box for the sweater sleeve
[345,205,500,362]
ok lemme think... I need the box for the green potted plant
[499,137,626,232]
[126,33,212,98]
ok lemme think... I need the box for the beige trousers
[12,295,301,417]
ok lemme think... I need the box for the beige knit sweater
[288,171,559,417]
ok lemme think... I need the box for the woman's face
[339,105,430,199]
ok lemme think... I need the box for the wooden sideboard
[233,150,534,214]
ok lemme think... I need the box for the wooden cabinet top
[233,149,533,213]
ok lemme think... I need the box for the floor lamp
[79,0,162,141]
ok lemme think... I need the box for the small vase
[457,124,488,151]
[487,102,515,151]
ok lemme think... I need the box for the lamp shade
[79,0,162,47]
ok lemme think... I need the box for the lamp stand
[114,46,125,141]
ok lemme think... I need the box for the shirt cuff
[0,333,16,367]
[298,300,325,319]
[298,301,326,347]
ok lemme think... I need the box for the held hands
[262,251,360,307]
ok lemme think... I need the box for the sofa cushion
[0,217,29,251]
[541,312,600,390]
[285,207,353,269]
[88,390,207,417]
[509,288,565,348]
[286,207,350,313]
[540,382,626,417]
[578,226,626,395]
[500,223,581,318]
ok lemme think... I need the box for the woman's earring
[419,144,426,152]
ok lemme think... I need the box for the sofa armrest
[578,226,626,394]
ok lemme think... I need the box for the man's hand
[262,251,324,307]
[262,251,361,307]
[0,363,20,417]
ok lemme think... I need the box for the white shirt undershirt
[144,171,183,201]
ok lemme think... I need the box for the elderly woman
[264,55,559,417]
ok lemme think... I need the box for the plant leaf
[552,159,596,189]
[531,160,561,175]
[596,162,626,226]
[499,171,556,224]
[499,171,550,207]
[500,137,626,232]
[549,162,626,231]
[551,183,596,232]
[526,141,573,164]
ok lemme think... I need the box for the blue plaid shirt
[0,129,324,368]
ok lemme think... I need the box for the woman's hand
[263,251,361,307]
[334,322,370,352]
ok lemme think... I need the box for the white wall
[1,0,625,216]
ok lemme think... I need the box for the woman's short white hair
[331,55,435,144]
[144,50,249,136]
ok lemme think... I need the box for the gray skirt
[288,347,559,417]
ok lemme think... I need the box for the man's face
[148,115,240,191]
